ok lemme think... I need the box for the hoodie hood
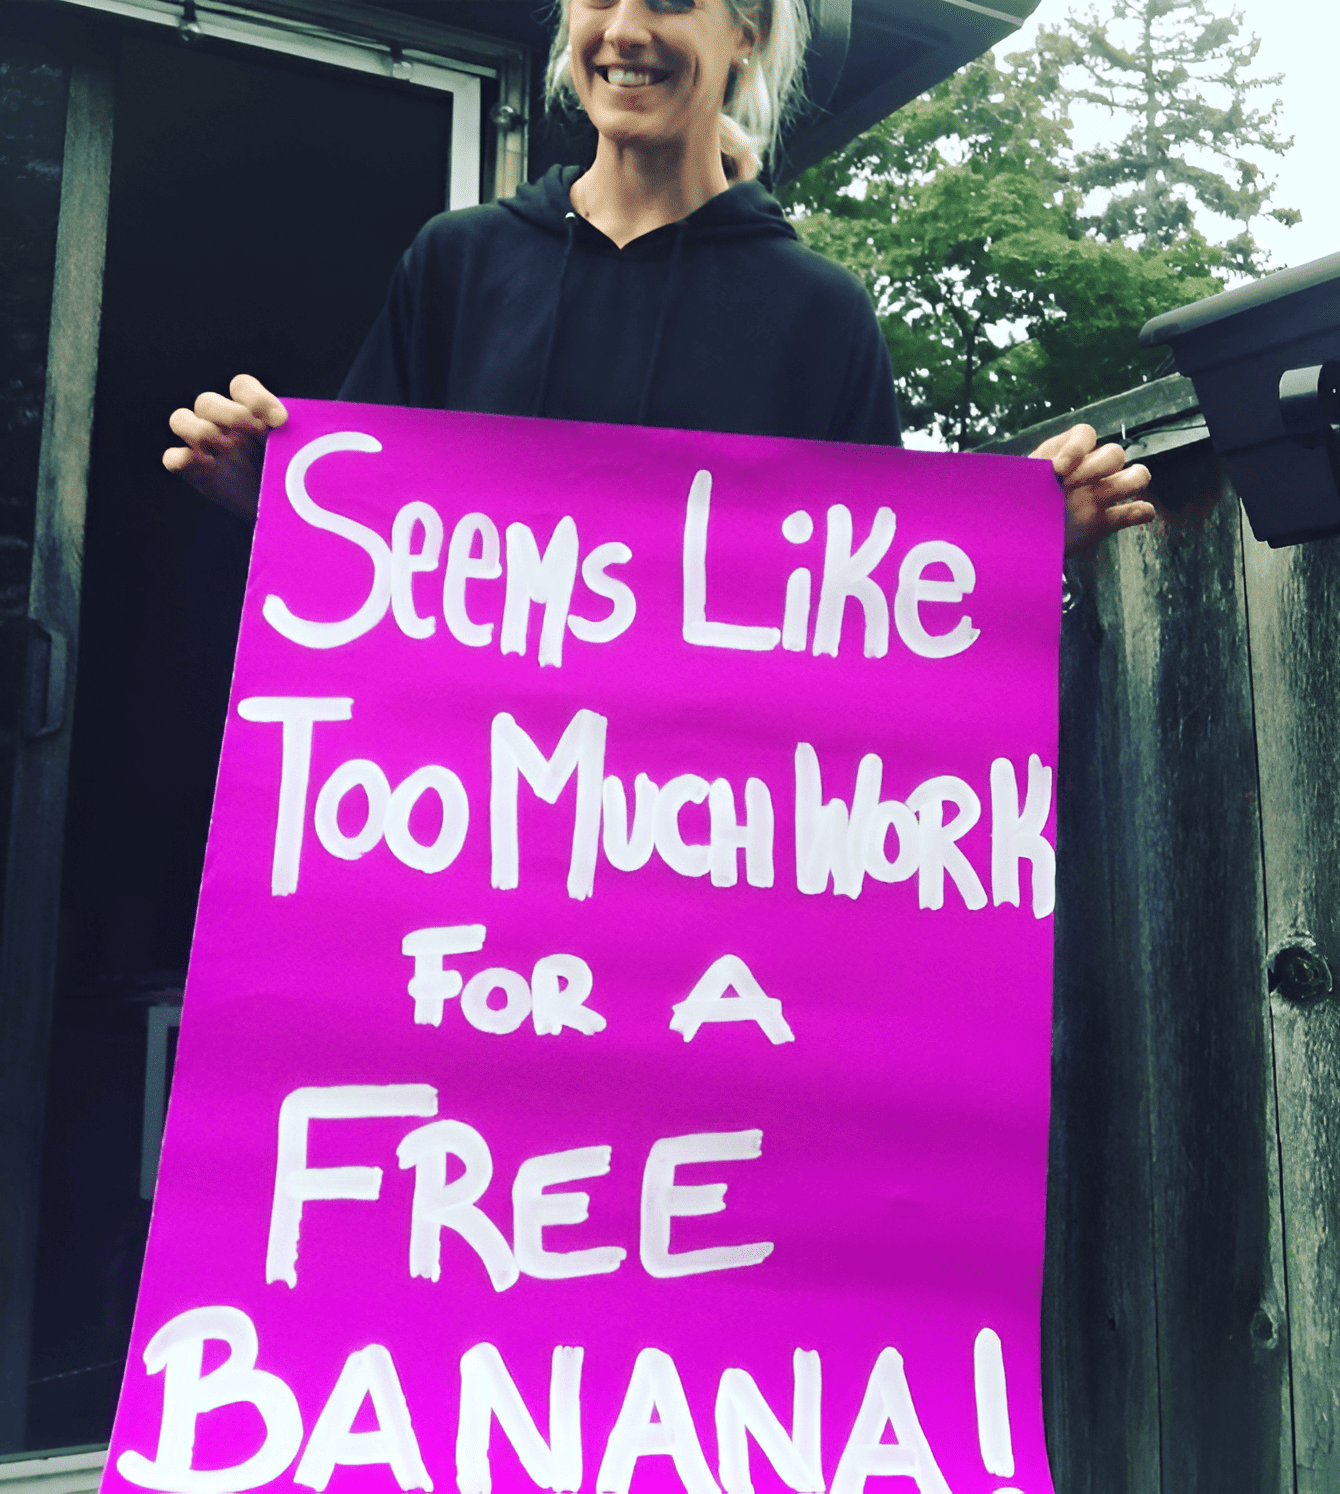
[497,163,800,421]
[500,163,797,248]
[341,159,899,446]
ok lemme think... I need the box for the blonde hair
[544,0,810,180]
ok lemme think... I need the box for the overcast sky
[1007,0,1338,278]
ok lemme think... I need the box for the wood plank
[1105,482,1291,1491]
[1044,539,1162,1492]
[1242,521,1340,1494]
[0,48,113,1450]
[1045,468,1294,1489]
[981,376,1200,456]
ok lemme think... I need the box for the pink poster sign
[104,401,1062,1494]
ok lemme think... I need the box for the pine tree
[1040,0,1299,276]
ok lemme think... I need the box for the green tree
[780,51,1220,447]
[1039,0,1299,276]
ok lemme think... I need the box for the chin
[589,109,677,150]
[603,120,673,146]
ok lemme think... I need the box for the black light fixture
[1139,252,1340,548]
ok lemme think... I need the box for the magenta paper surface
[104,402,1062,1494]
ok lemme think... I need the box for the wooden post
[0,50,113,1449]
[1242,526,1340,1494]
[1045,534,1162,1492]
[990,392,1295,1490]
[1097,487,1291,1494]
[1048,486,1294,1491]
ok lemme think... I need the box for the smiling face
[567,0,752,160]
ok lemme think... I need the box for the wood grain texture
[0,5,73,1082]
[1046,474,1293,1490]
[1045,541,1161,1493]
[0,49,113,1450]
[981,376,1200,457]
[1243,521,1340,1494]
[1113,489,1292,1494]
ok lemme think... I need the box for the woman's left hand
[1030,423,1155,556]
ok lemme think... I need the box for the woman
[164,0,1154,550]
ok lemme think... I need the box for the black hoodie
[340,164,900,445]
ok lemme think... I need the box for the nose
[602,0,652,48]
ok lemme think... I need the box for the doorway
[27,24,470,1447]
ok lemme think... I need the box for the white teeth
[607,68,657,85]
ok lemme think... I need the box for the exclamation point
[974,1328,1024,1493]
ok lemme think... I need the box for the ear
[741,0,767,52]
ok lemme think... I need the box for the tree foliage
[779,50,1221,447]
[1039,0,1298,277]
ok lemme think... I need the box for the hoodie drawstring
[532,212,578,418]
[533,208,693,425]
[637,221,686,426]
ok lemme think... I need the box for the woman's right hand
[163,374,287,521]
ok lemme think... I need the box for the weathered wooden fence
[994,377,1340,1493]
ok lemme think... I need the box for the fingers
[1062,442,1127,490]
[1076,460,1151,505]
[194,388,268,436]
[168,377,285,453]
[1029,424,1135,495]
[1030,423,1096,479]
[170,384,280,456]
[163,379,277,521]
[1031,429,1139,491]
[162,439,235,509]
[1030,422,1156,556]
[162,434,226,487]
[1076,498,1156,550]
[229,374,287,429]
[1063,463,1155,556]
[168,405,231,450]
[1107,499,1156,531]
[163,432,225,481]
[162,443,199,474]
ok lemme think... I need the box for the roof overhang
[388,0,1040,180]
[782,0,1040,179]
[48,0,1041,181]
